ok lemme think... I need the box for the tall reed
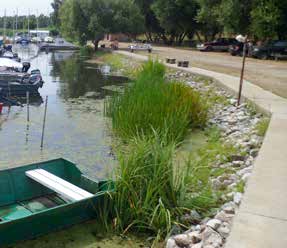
[103,60,209,242]
[112,134,184,238]
[105,60,208,144]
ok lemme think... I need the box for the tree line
[0,15,51,31]
[52,0,287,47]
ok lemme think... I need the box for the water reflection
[50,53,127,99]
[0,47,127,179]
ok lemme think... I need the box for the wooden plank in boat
[25,169,93,202]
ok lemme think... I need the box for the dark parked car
[252,40,287,60]
[229,42,244,56]
[197,38,239,52]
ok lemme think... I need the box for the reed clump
[104,60,210,243]
[105,60,208,144]
[112,134,184,238]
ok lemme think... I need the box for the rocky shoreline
[166,71,266,248]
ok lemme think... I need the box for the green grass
[180,127,241,216]
[235,180,245,193]
[255,118,270,137]
[100,52,141,78]
[105,60,208,144]
[110,135,184,239]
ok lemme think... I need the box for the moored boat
[0,158,112,246]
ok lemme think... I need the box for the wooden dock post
[26,91,30,122]
[40,96,48,149]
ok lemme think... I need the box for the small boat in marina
[0,70,44,97]
[0,58,43,97]
[0,158,112,246]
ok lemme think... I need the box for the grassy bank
[85,48,141,78]
[103,60,211,244]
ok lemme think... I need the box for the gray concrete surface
[116,50,287,248]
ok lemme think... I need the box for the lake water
[0,44,127,179]
[0,44,148,248]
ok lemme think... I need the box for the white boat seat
[25,169,94,202]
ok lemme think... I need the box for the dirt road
[118,43,287,98]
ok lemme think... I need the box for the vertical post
[16,8,18,35]
[237,42,247,106]
[26,91,30,122]
[13,11,15,41]
[37,9,39,40]
[28,9,30,39]
[3,9,6,39]
[40,96,48,149]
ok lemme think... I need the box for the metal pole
[26,91,30,122]
[237,42,247,106]
[16,8,18,35]
[40,96,48,149]
[3,9,6,39]
[28,9,30,39]
[13,11,15,41]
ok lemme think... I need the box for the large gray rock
[166,238,180,248]
[215,211,234,224]
[174,234,192,247]
[218,222,231,238]
[190,242,203,248]
[187,231,202,244]
[233,192,243,205]
[206,219,222,231]
[202,227,223,248]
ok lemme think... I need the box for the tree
[218,0,252,35]
[59,0,144,50]
[112,0,145,38]
[196,0,223,41]
[251,0,280,40]
[134,0,165,42]
[152,0,199,45]
[51,0,64,28]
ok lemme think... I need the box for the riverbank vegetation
[104,61,207,243]
[105,61,208,143]
[101,60,243,245]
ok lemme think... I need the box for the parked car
[229,42,244,56]
[16,38,30,45]
[129,42,152,53]
[252,40,287,60]
[197,38,239,52]
[31,37,42,43]
[44,36,54,43]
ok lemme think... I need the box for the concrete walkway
[116,50,287,248]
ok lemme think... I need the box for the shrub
[79,46,94,57]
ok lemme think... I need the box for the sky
[1,0,53,16]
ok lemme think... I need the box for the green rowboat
[0,158,112,246]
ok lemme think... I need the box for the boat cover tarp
[0,58,22,69]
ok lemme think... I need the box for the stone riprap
[165,71,264,248]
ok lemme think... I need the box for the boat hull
[0,195,105,246]
[0,81,43,97]
[0,158,112,246]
